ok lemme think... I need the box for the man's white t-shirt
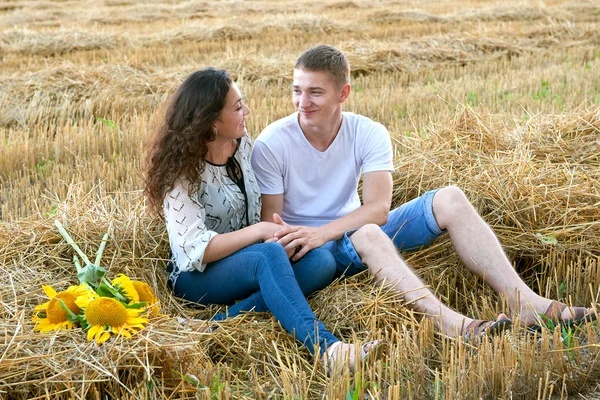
[251,112,394,227]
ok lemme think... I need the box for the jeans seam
[423,189,443,235]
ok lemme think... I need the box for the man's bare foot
[513,298,596,327]
[525,300,596,330]
[463,313,512,343]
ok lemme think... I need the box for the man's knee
[433,186,473,227]
[349,224,390,256]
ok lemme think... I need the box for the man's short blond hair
[294,45,350,88]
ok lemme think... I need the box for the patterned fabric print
[164,135,261,288]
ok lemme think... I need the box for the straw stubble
[1,0,600,398]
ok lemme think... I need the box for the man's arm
[260,194,284,222]
[271,170,393,260]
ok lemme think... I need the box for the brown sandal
[529,301,596,332]
[464,318,512,343]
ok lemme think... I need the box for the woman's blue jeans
[172,242,339,355]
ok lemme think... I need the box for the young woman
[144,68,382,371]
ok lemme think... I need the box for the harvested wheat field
[1,0,600,398]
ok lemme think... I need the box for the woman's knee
[246,242,288,261]
[248,242,292,272]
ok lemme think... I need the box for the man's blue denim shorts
[321,189,445,277]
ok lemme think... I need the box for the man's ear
[339,83,351,103]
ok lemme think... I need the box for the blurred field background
[1,0,600,398]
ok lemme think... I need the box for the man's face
[292,68,348,130]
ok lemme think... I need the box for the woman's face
[213,82,250,140]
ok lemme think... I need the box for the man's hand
[270,213,330,261]
[260,215,294,259]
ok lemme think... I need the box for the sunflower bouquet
[32,221,161,344]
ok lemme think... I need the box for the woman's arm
[165,181,285,270]
[201,221,282,264]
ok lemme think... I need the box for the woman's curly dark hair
[144,68,232,217]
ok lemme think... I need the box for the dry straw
[2,108,600,398]
[2,0,600,397]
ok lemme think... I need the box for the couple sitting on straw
[144,45,596,373]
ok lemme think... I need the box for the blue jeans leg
[172,242,339,355]
[212,247,336,320]
[323,189,446,278]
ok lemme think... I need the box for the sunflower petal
[112,274,139,303]
[34,301,51,312]
[97,331,111,344]
[33,319,46,332]
[42,285,57,298]
[62,321,74,330]
[38,321,57,332]
[87,325,102,341]
[127,324,146,330]
[76,295,93,309]
[126,317,149,325]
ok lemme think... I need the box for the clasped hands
[264,213,329,261]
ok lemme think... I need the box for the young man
[251,45,595,339]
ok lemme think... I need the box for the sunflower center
[85,297,128,327]
[47,293,80,323]
[132,281,156,303]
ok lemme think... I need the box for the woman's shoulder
[241,133,253,147]
[237,134,253,156]
[164,178,203,208]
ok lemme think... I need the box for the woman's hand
[255,221,296,259]
[257,221,283,241]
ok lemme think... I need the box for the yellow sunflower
[33,284,95,332]
[131,280,161,316]
[76,296,149,344]
[112,274,140,303]
[113,274,161,315]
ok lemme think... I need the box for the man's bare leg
[349,224,507,337]
[432,186,594,325]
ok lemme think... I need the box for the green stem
[73,255,82,274]
[54,220,92,266]
[95,223,112,266]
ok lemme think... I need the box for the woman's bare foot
[322,340,384,375]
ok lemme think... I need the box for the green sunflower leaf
[80,317,90,331]
[126,301,148,309]
[535,232,558,245]
[96,282,129,303]
[56,298,80,323]
[77,264,108,288]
